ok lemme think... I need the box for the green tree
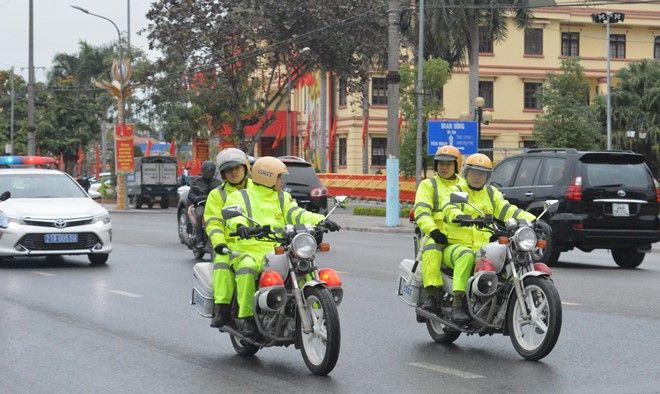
[610,60,660,176]
[532,58,601,150]
[0,69,28,153]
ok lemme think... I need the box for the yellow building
[289,1,660,173]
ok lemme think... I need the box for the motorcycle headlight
[0,211,8,229]
[513,227,537,252]
[291,233,317,259]
[93,213,111,225]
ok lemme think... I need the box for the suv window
[491,158,519,187]
[513,158,541,187]
[282,164,321,187]
[584,163,652,188]
[537,157,566,185]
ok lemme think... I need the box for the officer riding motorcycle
[187,160,221,249]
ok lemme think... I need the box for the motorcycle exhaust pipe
[471,271,498,298]
[256,286,287,312]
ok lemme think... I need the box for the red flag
[361,115,369,146]
[76,145,84,177]
[169,139,176,156]
[271,119,286,149]
[145,139,153,156]
[328,116,337,156]
[397,114,404,141]
[94,145,100,178]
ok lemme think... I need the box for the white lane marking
[561,301,581,306]
[109,290,144,298]
[134,244,155,248]
[408,362,485,379]
[32,271,55,277]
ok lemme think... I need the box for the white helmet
[216,148,250,175]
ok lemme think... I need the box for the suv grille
[17,232,101,251]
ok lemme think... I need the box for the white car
[0,168,112,265]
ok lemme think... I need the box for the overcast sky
[0,0,156,81]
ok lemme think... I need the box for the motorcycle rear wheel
[426,319,461,344]
[230,334,259,356]
[507,276,562,361]
[298,286,340,376]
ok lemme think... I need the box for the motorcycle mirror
[335,195,349,208]
[544,200,559,211]
[221,205,243,220]
[449,192,468,204]
[1,191,11,201]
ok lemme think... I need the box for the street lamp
[473,96,491,151]
[626,122,647,152]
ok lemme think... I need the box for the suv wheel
[611,248,645,269]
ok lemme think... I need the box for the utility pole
[362,82,369,174]
[320,68,327,172]
[10,67,15,155]
[27,0,36,155]
[286,75,291,156]
[127,0,131,53]
[386,0,401,227]
[415,0,425,186]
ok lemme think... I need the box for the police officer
[440,153,535,323]
[223,156,340,336]
[188,161,221,248]
[414,145,467,311]
[204,149,253,328]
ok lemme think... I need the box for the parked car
[490,148,659,268]
[0,168,112,265]
[279,156,328,214]
[89,172,113,194]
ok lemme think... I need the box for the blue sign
[427,121,478,156]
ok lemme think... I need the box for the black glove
[214,243,228,255]
[429,229,448,245]
[489,233,499,242]
[235,225,251,239]
[321,219,341,232]
[453,214,472,225]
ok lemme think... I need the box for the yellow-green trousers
[442,244,475,293]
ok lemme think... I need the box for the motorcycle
[398,192,562,361]
[183,199,211,260]
[190,196,348,375]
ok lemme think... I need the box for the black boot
[237,317,257,337]
[452,291,470,324]
[421,288,444,313]
[210,304,231,328]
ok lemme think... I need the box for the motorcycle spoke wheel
[230,334,259,356]
[298,287,340,375]
[426,318,461,344]
[507,277,562,361]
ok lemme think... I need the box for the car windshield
[584,163,652,188]
[0,173,88,198]
[282,165,321,187]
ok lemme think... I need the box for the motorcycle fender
[520,271,551,282]
[302,279,327,290]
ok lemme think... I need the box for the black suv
[279,156,328,214]
[491,148,659,268]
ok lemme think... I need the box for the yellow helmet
[464,153,492,172]
[251,156,288,188]
[434,145,462,173]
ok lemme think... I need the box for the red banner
[115,124,134,173]
[192,137,210,163]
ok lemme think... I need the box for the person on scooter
[223,156,340,336]
[413,145,467,312]
[204,148,253,328]
[440,153,535,323]
[188,160,222,249]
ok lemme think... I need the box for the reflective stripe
[209,229,224,236]
[455,185,463,192]
[295,210,305,224]
[422,243,443,252]
[278,191,285,213]
[511,208,523,219]
[456,249,473,260]
[213,262,233,271]
[239,189,252,218]
[415,212,431,223]
[235,267,259,277]
[206,217,224,225]
[486,186,495,208]
[429,178,439,211]
[220,188,227,202]
[449,245,462,262]
[415,202,432,211]
[498,203,512,221]
[287,206,302,223]
[439,202,453,212]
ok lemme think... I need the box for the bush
[353,206,410,218]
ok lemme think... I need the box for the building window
[524,82,543,109]
[561,32,579,57]
[371,77,387,105]
[338,138,347,166]
[479,139,494,161]
[524,28,543,55]
[655,37,660,60]
[479,28,493,53]
[522,139,537,149]
[371,137,387,166]
[478,81,494,108]
[338,78,347,107]
[610,34,626,59]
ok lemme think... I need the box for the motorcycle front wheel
[297,286,340,376]
[506,276,562,361]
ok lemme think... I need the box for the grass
[353,206,411,218]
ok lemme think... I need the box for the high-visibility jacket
[414,174,467,236]
[440,184,536,251]
[224,184,325,259]
[204,179,254,249]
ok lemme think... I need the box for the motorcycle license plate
[44,233,78,243]
[612,203,629,217]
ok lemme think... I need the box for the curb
[342,225,414,234]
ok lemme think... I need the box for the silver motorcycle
[190,196,347,375]
[398,192,562,361]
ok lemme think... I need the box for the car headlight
[513,227,537,252]
[291,233,317,259]
[93,213,111,225]
[0,211,8,228]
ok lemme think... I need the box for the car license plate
[612,203,629,217]
[44,233,78,244]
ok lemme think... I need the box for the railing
[318,174,416,202]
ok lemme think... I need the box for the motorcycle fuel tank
[476,242,507,273]
[264,252,289,278]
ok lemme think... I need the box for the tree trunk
[468,23,480,119]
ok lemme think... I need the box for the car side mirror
[449,192,468,204]
[221,205,243,220]
[0,191,10,201]
[88,190,102,201]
